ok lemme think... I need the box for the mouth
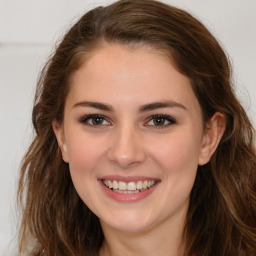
[102,179,158,194]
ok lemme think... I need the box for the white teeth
[137,181,143,190]
[113,180,118,189]
[143,181,148,189]
[113,189,140,194]
[148,180,155,187]
[119,181,127,190]
[127,182,136,191]
[107,180,113,189]
[103,179,157,192]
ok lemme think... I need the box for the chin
[100,211,157,233]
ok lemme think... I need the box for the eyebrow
[72,100,187,112]
[73,101,114,112]
[139,101,187,112]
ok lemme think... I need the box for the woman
[17,0,256,255]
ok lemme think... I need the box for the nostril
[106,128,146,168]
[107,147,146,168]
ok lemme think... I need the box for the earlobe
[52,120,69,163]
[198,112,226,166]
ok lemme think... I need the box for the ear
[52,120,69,163]
[198,112,226,166]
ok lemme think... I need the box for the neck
[99,213,186,256]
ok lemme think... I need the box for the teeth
[148,180,155,187]
[107,180,113,189]
[113,180,118,189]
[113,189,140,194]
[119,181,126,190]
[103,179,157,192]
[127,182,136,191]
[137,181,143,190]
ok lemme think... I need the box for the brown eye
[146,115,176,127]
[153,117,167,126]
[80,114,110,126]
[91,116,105,125]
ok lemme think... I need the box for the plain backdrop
[0,0,255,255]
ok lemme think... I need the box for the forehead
[66,43,200,113]
[69,43,175,87]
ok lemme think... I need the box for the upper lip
[99,175,160,182]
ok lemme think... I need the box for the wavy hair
[17,0,256,255]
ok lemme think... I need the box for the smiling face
[53,43,220,234]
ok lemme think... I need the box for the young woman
[17,0,256,255]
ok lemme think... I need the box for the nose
[107,124,146,169]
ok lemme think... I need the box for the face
[53,44,218,234]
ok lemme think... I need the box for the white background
[0,0,255,255]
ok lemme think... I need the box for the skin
[53,43,226,256]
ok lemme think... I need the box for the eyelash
[146,114,176,128]
[79,114,111,127]
[79,114,176,128]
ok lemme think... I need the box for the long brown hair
[17,0,256,255]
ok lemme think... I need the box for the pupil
[92,117,103,125]
[154,117,165,126]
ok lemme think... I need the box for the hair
[17,0,256,255]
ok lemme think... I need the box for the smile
[103,180,157,194]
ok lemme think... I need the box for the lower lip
[99,180,159,202]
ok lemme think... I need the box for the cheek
[140,132,202,220]
[65,133,108,208]
[150,132,202,180]
[66,133,107,179]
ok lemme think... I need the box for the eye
[80,114,111,126]
[146,114,176,128]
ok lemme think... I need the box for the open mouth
[102,179,158,194]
